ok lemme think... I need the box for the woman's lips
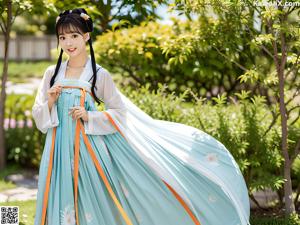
[67,48,77,53]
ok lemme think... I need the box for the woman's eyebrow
[59,31,80,35]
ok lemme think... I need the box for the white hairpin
[56,11,90,24]
[80,12,90,20]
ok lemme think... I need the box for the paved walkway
[0,170,38,203]
[5,78,40,95]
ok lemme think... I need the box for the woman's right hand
[47,85,62,104]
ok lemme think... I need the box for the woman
[32,8,250,225]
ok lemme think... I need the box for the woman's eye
[72,34,78,38]
[59,37,65,40]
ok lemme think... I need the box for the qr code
[0,206,19,225]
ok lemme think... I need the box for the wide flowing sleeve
[31,65,59,134]
[83,68,127,135]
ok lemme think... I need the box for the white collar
[60,56,92,81]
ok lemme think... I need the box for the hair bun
[60,8,93,32]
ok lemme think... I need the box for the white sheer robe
[32,59,126,135]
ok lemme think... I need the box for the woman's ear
[84,33,90,42]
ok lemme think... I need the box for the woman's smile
[67,48,77,53]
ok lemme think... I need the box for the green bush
[250,216,300,225]
[5,93,45,168]
[93,19,260,100]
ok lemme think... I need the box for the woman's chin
[66,52,79,58]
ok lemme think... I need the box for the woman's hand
[69,106,88,122]
[47,85,62,104]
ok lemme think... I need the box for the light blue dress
[33,61,250,225]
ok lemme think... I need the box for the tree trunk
[0,0,12,170]
[277,46,296,216]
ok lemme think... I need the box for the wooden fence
[0,35,57,61]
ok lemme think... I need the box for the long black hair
[50,8,103,105]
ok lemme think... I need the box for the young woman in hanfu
[32,8,250,225]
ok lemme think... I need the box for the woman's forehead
[58,24,83,35]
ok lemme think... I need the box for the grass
[0,200,296,225]
[0,179,16,192]
[0,164,37,224]
[0,200,36,225]
[250,209,300,225]
[250,217,293,225]
[0,164,23,192]
[0,60,53,83]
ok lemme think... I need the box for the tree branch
[285,90,299,107]
[0,23,5,33]
[285,52,300,78]
[11,6,22,25]
[291,138,300,165]
[0,14,7,31]
[212,46,248,71]
[263,110,280,137]
[260,44,274,59]
[285,5,297,16]
[267,19,280,72]
[280,26,287,80]
[244,23,274,59]
[287,105,300,116]
[289,108,300,126]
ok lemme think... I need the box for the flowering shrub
[5,93,45,168]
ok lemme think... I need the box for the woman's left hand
[69,106,88,122]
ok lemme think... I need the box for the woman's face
[58,27,89,58]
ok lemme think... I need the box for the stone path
[5,78,40,95]
[0,170,38,203]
